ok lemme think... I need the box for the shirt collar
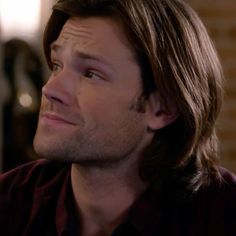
[54,172,162,236]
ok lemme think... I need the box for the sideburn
[129,93,147,113]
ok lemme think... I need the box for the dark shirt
[0,159,236,236]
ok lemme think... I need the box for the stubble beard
[34,117,146,169]
[33,94,148,168]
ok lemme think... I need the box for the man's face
[34,17,154,166]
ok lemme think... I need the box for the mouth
[40,112,76,126]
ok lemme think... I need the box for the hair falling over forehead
[44,0,224,198]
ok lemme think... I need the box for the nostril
[42,86,64,104]
[48,95,64,104]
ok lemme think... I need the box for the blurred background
[0,0,235,173]
[0,0,55,172]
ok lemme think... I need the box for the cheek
[79,80,139,105]
[75,81,143,125]
[80,95,117,122]
[78,89,133,116]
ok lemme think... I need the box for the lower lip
[40,115,75,126]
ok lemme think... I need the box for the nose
[42,72,74,106]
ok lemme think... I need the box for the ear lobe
[146,93,178,131]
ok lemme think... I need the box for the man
[0,0,236,235]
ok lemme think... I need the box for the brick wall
[187,0,236,173]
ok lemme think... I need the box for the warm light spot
[18,93,33,108]
[0,0,41,41]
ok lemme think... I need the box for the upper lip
[41,112,76,125]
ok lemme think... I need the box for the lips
[40,112,76,125]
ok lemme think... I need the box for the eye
[51,62,61,72]
[84,70,102,80]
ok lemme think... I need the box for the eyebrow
[50,42,115,72]
[50,42,62,61]
[75,51,114,71]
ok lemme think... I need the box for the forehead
[52,16,135,57]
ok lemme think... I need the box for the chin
[33,136,55,159]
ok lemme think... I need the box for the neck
[71,159,148,236]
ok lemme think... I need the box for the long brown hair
[43,0,224,198]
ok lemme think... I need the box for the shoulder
[219,167,236,186]
[194,167,236,235]
[218,167,236,212]
[214,167,236,197]
[0,159,71,210]
[0,159,70,192]
[0,159,71,235]
[197,167,236,206]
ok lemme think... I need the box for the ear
[146,92,178,131]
